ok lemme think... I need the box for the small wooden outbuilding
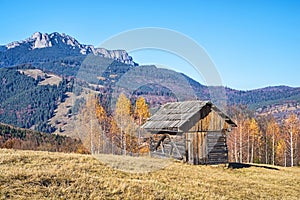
[142,101,237,165]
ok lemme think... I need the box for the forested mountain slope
[0,123,87,153]
[0,32,299,132]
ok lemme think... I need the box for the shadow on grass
[228,162,279,170]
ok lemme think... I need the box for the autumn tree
[125,121,139,154]
[241,117,259,163]
[249,118,259,163]
[227,105,244,162]
[243,118,251,163]
[134,96,150,125]
[276,138,287,167]
[76,94,102,154]
[284,114,300,167]
[227,105,300,167]
[227,105,252,163]
[95,98,107,129]
[109,116,121,155]
[266,117,280,165]
[95,97,109,153]
[114,93,132,155]
[133,96,150,155]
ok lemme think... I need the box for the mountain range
[0,32,136,66]
[0,32,299,134]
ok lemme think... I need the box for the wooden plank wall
[186,132,207,164]
[206,132,228,164]
[150,107,230,165]
[186,109,228,164]
[150,134,186,160]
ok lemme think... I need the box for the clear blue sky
[1,0,299,90]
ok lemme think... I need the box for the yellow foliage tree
[266,118,280,165]
[114,93,132,155]
[284,114,300,167]
[226,105,249,163]
[76,94,102,154]
[134,96,150,155]
[125,121,138,154]
[109,117,121,154]
[276,139,287,166]
[95,98,108,153]
[249,118,259,163]
[243,118,251,163]
[134,96,150,125]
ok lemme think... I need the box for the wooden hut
[142,101,237,165]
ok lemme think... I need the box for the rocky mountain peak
[4,32,136,65]
[31,32,52,49]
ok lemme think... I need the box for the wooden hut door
[197,132,207,164]
[186,132,207,165]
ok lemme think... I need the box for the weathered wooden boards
[143,101,236,165]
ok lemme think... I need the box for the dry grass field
[18,69,62,86]
[0,149,299,200]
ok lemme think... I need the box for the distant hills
[0,32,299,133]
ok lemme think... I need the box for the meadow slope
[0,149,299,200]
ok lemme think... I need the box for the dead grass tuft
[94,154,171,173]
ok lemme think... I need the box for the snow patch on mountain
[6,41,21,49]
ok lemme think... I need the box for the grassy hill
[0,149,299,199]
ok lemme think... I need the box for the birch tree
[227,105,248,163]
[114,93,131,155]
[276,139,287,167]
[109,116,121,155]
[134,96,150,125]
[95,98,108,153]
[284,114,299,167]
[249,118,259,163]
[134,96,150,155]
[266,118,280,165]
[77,94,101,154]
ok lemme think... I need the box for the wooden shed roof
[142,100,237,132]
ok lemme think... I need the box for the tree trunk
[239,126,243,163]
[290,130,294,167]
[284,149,287,167]
[90,119,94,154]
[121,127,126,155]
[111,135,114,155]
[130,127,132,156]
[98,131,101,154]
[251,135,254,163]
[102,125,105,153]
[138,116,141,157]
[124,130,127,156]
[247,130,250,163]
[272,132,275,165]
[295,136,298,166]
[234,131,238,162]
[265,134,268,164]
